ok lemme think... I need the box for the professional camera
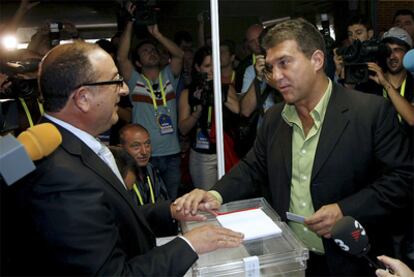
[0,60,40,99]
[131,0,159,26]
[192,72,230,107]
[336,39,390,84]
[198,72,214,107]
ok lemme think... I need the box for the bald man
[119,123,170,205]
[234,24,264,93]
[5,41,243,276]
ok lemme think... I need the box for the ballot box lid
[181,197,309,277]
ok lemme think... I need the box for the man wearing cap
[368,27,414,268]
[367,27,414,139]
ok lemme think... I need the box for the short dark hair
[262,18,326,59]
[132,40,158,63]
[119,123,149,145]
[109,146,138,179]
[346,15,373,30]
[393,9,414,23]
[39,42,98,112]
[220,39,236,55]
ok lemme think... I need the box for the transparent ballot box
[181,198,309,277]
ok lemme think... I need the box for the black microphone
[331,216,392,273]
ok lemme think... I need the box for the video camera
[336,39,390,84]
[0,60,40,99]
[131,0,159,26]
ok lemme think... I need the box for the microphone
[331,216,391,272]
[0,123,62,185]
[403,49,414,73]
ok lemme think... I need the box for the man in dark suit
[174,19,413,276]
[4,42,243,276]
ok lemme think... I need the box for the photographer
[117,1,184,199]
[368,27,413,136]
[178,47,239,190]
[27,21,80,57]
[334,15,384,95]
[0,49,43,134]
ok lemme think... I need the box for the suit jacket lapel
[40,118,154,235]
[279,121,293,181]
[312,84,349,180]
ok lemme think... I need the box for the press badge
[157,114,174,135]
[195,128,210,149]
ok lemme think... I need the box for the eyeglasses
[77,75,124,89]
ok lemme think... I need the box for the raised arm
[147,24,184,77]
[117,3,135,82]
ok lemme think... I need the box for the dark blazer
[7,119,197,276]
[214,83,413,275]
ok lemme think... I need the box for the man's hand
[147,24,161,39]
[367,62,388,86]
[254,54,266,81]
[376,255,414,277]
[333,48,345,78]
[184,224,244,254]
[173,189,221,216]
[304,203,343,238]
[170,202,207,222]
[126,1,136,16]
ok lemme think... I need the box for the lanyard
[132,176,155,206]
[142,73,168,115]
[252,54,256,65]
[231,70,235,83]
[383,78,407,122]
[19,97,44,127]
[207,106,212,128]
[383,78,406,98]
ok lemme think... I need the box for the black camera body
[337,39,390,84]
[191,72,229,107]
[0,60,40,99]
[198,72,214,107]
[132,0,159,26]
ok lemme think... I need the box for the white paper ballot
[216,208,282,240]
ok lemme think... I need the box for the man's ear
[311,50,325,72]
[72,87,92,113]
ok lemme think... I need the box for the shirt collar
[44,113,102,155]
[282,78,332,129]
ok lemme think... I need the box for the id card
[286,212,305,224]
[195,128,210,149]
[157,114,174,135]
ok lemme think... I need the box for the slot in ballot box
[181,198,309,277]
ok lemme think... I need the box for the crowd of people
[1,0,413,276]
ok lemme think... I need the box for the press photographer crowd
[0,0,413,276]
